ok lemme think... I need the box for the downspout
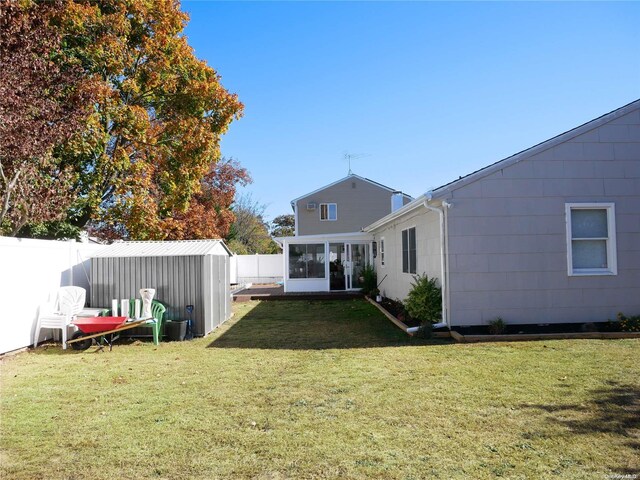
[291,201,298,236]
[406,194,450,331]
[283,238,289,293]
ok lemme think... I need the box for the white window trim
[320,203,337,221]
[565,202,617,277]
[379,237,385,268]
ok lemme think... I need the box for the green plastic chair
[101,299,166,345]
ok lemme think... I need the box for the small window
[566,203,617,276]
[320,203,337,221]
[401,227,416,274]
[380,238,385,267]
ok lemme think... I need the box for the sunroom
[277,232,375,293]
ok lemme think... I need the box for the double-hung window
[401,227,416,274]
[320,203,337,221]
[565,203,617,276]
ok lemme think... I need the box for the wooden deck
[233,284,364,302]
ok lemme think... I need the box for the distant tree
[226,194,280,254]
[270,214,295,237]
[162,158,251,240]
[0,1,92,236]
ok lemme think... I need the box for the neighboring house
[365,99,640,328]
[279,174,412,293]
[291,174,412,236]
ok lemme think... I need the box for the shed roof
[91,239,232,258]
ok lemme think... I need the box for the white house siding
[372,208,441,301]
[446,107,640,326]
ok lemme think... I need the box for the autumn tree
[270,214,295,237]
[226,194,280,254]
[0,1,91,236]
[54,0,243,239]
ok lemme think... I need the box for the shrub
[616,312,640,332]
[404,274,442,324]
[360,264,377,295]
[487,317,506,335]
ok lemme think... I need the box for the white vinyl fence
[232,254,283,284]
[0,237,102,354]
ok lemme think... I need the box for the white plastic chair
[33,286,86,349]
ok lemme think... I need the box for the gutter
[291,201,298,236]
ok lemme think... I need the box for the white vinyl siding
[320,203,337,221]
[565,203,617,276]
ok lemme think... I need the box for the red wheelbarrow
[67,316,152,351]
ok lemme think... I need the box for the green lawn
[1,299,638,479]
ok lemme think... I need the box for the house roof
[365,98,640,232]
[91,239,232,258]
[275,231,374,244]
[428,98,640,200]
[290,173,413,206]
[364,194,430,232]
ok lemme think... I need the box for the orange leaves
[141,158,250,241]
[114,104,151,141]
[2,0,245,239]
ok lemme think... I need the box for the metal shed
[90,240,232,337]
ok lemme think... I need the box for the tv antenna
[344,152,371,175]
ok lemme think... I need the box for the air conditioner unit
[306,202,316,211]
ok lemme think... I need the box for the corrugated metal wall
[91,254,230,337]
[202,254,231,334]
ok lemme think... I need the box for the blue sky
[183,1,640,222]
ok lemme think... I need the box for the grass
[1,299,639,479]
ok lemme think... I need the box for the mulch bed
[377,297,422,328]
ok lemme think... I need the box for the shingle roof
[429,98,640,198]
[290,173,412,204]
[364,98,640,231]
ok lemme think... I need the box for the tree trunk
[10,216,28,237]
[0,165,23,229]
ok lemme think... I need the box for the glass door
[329,243,346,291]
[329,242,370,290]
[348,243,369,290]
